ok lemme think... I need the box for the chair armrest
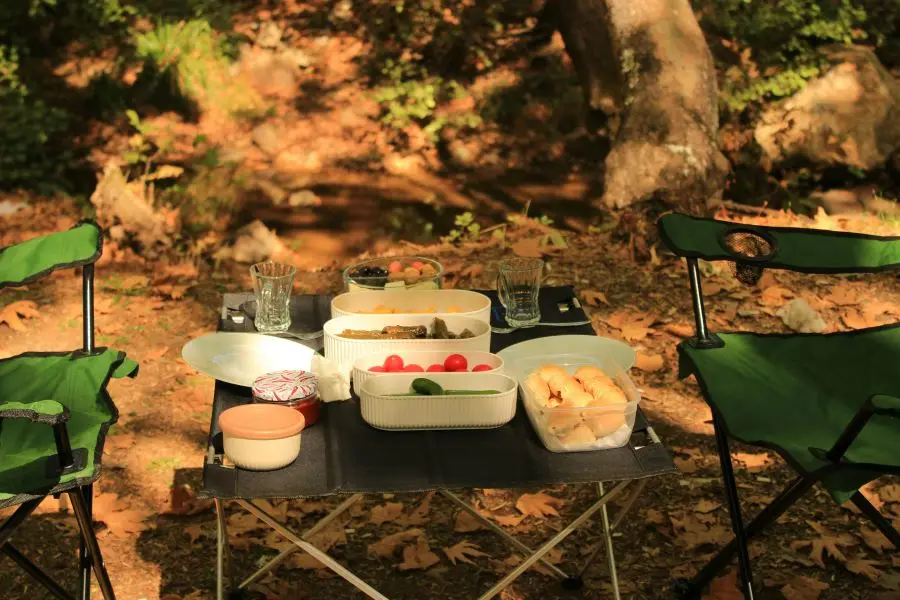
[0,220,102,288]
[815,394,900,464]
[658,213,900,274]
[0,400,69,426]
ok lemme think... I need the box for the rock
[288,190,322,207]
[256,22,283,49]
[230,220,285,263]
[776,298,827,334]
[255,179,288,205]
[251,123,284,156]
[755,46,900,170]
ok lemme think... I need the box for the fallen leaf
[532,547,565,577]
[581,290,609,307]
[400,492,433,526]
[454,511,488,533]
[645,509,666,525]
[155,283,188,300]
[493,513,527,528]
[663,323,694,338]
[443,540,488,565]
[879,484,900,504]
[370,502,404,526]
[671,514,732,549]
[92,492,152,537]
[515,492,564,519]
[861,527,895,553]
[674,457,698,474]
[635,352,664,372]
[693,500,721,514]
[781,575,829,600]
[166,484,212,516]
[398,536,440,571]
[825,283,859,306]
[733,452,773,472]
[144,346,170,361]
[845,557,884,581]
[286,553,327,570]
[759,285,793,307]
[184,524,204,544]
[0,300,39,331]
[790,521,857,567]
[604,311,657,342]
[702,571,743,600]
[368,529,423,559]
[460,264,484,279]
[511,237,544,258]
[841,308,872,330]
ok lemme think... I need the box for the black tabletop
[199,287,676,499]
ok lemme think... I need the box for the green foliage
[445,211,481,242]
[707,0,899,112]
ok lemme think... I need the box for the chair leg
[0,498,42,547]
[712,418,755,599]
[681,475,815,597]
[69,486,115,600]
[3,543,74,600]
[77,484,93,600]
[852,491,900,548]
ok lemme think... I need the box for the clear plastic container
[343,256,443,292]
[514,353,640,453]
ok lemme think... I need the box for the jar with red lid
[251,370,321,426]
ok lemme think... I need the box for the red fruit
[472,364,492,372]
[403,364,424,372]
[369,365,386,372]
[388,261,403,274]
[383,355,404,372]
[444,354,468,372]
[426,364,446,372]
[411,260,424,270]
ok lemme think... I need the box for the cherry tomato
[383,355,404,372]
[472,364,492,372]
[444,354,468,372]
[426,364,446,372]
[411,260,424,270]
[403,364,424,372]
[388,261,403,274]
[369,365,386,372]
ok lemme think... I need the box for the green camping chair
[658,213,900,599]
[0,221,138,600]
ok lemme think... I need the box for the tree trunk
[556,0,728,209]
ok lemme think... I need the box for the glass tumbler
[497,257,544,328]
[250,261,296,333]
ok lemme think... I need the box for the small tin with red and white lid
[252,370,321,426]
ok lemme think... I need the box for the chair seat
[0,349,137,509]
[679,323,900,504]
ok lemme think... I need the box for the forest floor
[1,201,899,600]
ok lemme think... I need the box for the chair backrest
[0,220,103,352]
[657,213,900,345]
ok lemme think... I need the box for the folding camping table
[199,287,676,600]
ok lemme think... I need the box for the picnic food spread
[338,317,476,340]
[368,353,493,373]
[386,377,501,397]
[344,256,442,291]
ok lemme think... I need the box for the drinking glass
[250,262,296,333]
[497,258,544,328]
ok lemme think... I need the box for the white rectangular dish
[359,372,517,430]
[331,289,491,323]
[324,314,491,377]
[352,350,504,395]
[516,354,641,453]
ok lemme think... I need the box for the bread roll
[547,411,581,436]
[573,366,612,386]
[548,374,581,398]
[584,406,626,438]
[559,424,596,447]
[560,390,593,408]
[535,365,568,383]
[523,373,551,405]
[583,377,627,404]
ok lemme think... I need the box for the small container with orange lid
[252,370,321,426]
[219,404,305,470]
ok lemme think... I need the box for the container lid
[252,370,318,402]
[218,404,305,439]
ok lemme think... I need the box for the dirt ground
[2,200,900,600]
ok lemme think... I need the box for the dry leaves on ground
[635,352,665,372]
[702,571,742,600]
[732,452,773,472]
[398,535,441,571]
[604,310,657,342]
[824,283,859,306]
[515,492,564,519]
[861,527,895,554]
[0,300,40,331]
[759,285,793,307]
[671,513,732,549]
[443,540,488,565]
[370,502,404,526]
[454,510,488,533]
[790,521,857,568]
[368,529,423,559]
[845,557,885,581]
[581,290,609,307]
[165,484,212,517]
[92,492,152,537]
[780,575,829,600]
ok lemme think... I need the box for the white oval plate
[497,335,636,376]
[182,332,316,388]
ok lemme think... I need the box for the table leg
[215,498,229,600]
[477,481,630,600]
[438,490,567,579]
[237,499,391,600]
[597,483,621,600]
[238,493,364,589]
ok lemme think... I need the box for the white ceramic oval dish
[331,289,491,323]
[218,404,305,470]
[358,372,517,430]
[182,332,316,387]
[351,350,504,395]
[516,354,641,453]
[324,314,491,377]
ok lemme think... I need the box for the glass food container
[252,369,321,426]
[342,256,443,292]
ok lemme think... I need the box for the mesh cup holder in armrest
[719,227,777,285]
